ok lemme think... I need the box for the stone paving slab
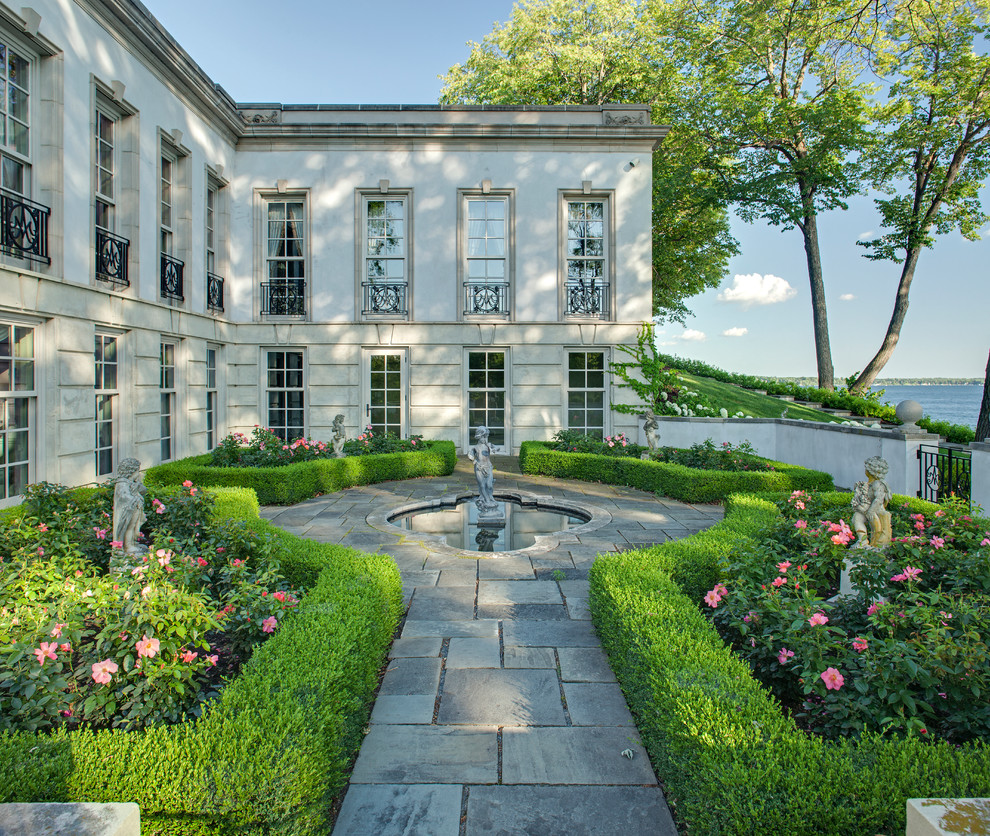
[557,647,617,682]
[501,619,599,647]
[502,646,556,668]
[379,657,443,696]
[446,637,500,669]
[477,580,562,605]
[334,784,462,836]
[389,637,443,658]
[465,786,678,836]
[401,620,498,639]
[477,557,536,579]
[476,603,569,621]
[439,669,566,725]
[564,597,591,620]
[564,683,636,726]
[501,727,655,785]
[370,695,438,725]
[350,725,497,784]
[406,587,476,621]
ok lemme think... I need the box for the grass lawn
[678,372,846,422]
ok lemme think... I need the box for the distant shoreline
[780,378,981,386]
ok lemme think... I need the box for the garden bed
[589,492,990,835]
[519,440,833,503]
[0,485,403,834]
[146,440,457,505]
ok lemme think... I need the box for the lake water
[870,384,983,429]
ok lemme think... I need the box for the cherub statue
[112,458,147,558]
[467,425,498,515]
[331,414,346,458]
[643,408,660,451]
[851,455,892,549]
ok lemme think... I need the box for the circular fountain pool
[367,490,611,557]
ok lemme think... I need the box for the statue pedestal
[477,501,506,527]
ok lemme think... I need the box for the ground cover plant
[589,492,990,835]
[0,484,402,834]
[707,491,990,743]
[0,480,299,733]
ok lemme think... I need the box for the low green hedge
[519,441,833,502]
[589,492,990,835]
[145,441,457,505]
[0,487,404,835]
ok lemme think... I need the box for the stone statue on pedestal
[112,458,147,558]
[641,408,660,460]
[332,414,347,458]
[468,425,500,518]
[851,455,893,549]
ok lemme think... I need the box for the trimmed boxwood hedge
[0,486,404,835]
[589,492,990,835]
[145,441,457,505]
[518,441,833,502]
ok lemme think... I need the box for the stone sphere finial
[895,400,924,430]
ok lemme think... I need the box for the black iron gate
[917,445,972,504]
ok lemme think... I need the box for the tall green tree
[850,0,990,393]
[682,0,886,390]
[439,0,737,322]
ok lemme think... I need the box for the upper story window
[93,88,136,289]
[159,136,188,303]
[563,195,612,320]
[360,190,410,318]
[462,193,511,318]
[0,35,49,266]
[261,197,306,317]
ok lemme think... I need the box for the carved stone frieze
[240,109,281,124]
[603,110,646,126]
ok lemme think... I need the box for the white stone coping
[906,798,990,835]
[0,802,140,836]
[366,489,612,558]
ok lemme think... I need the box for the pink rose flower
[903,565,922,580]
[180,649,198,663]
[771,577,786,588]
[136,635,160,659]
[795,500,805,510]
[59,643,71,652]
[777,561,792,573]
[197,557,208,567]
[704,591,720,608]
[808,612,829,627]
[206,654,219,666]
[778,647,795,665]
[92,659,118,685]
[794,519,808,529]
[262,616,278,633]
[33,642,58,666]
[273,590,286,602]
[51,623,67,638]
[182,480,193,488]
[821,667,845,691]
[852,638,868,653]
[929,537,944,549]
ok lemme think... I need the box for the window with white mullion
[0,39,31,196]
[94,108,114,231]
[160,153,174,256]
[206,183,216,274]
[0,322,35,501]
[466,198,506,283]
[266,200,305,280]
[160,341,175,461]
[567,351,606,439]
[364,198,405,284]
[467,351,506,450]
[266,350,304,442]
[206,345,218,450]
[566,200,605,282]
[94,334,118,477]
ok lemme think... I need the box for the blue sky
[145,0,988,379]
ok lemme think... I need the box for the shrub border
[518,441,834,503]
[589,491,990,835]
[0,486,404,835]
[145,441,457,505]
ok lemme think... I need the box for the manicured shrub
[0,488,403,835]
[519,441,833,502]
[146,441,457,505]
[589,493,990,835]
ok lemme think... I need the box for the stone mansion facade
[0,0,666,505]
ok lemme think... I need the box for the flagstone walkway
[260,458,724,836]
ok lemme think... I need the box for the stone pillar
[969,442,990,518]
[880,429,941,499]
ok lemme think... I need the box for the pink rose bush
[704,493,990,742]
[0,478,302,733]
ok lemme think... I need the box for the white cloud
[681,329,707,341]
[839,293,856,301]
[717,273,797,308]
[857,230,875,241]
[722,327,748,337]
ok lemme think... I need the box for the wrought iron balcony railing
[1,190,50,264]
[207,272,224,313]
[362,282,408,315]
[95,228,130,287]
[463,282,510,316]
[565,279,610,318]
[160,253,185,301]
[261,279,306,316]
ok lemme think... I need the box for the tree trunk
[850,245,923,394]
[977,349,990,443]
[800,208,834,390]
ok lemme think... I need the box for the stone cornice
[72,0,244,141]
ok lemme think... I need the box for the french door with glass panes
[363,349,406,438]
[467,350,507,453]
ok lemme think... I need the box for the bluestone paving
[266,460,724,836]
